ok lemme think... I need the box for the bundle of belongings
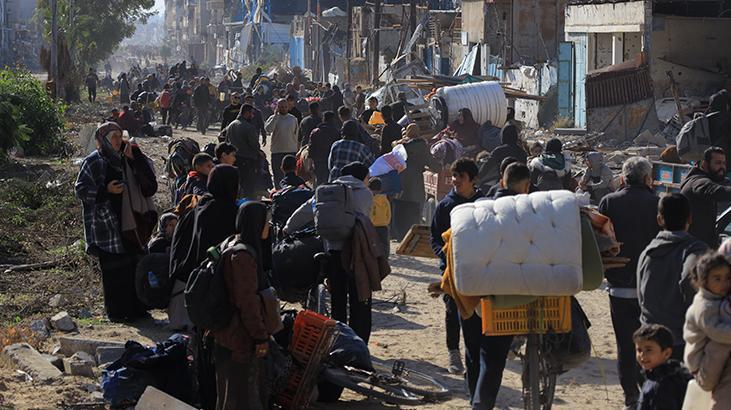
[440,190,618,318]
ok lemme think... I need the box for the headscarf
[585,152,604,175]
[207,164,239,202]
[158,212,178,237]
[500,124,519,146]
[95,122,123,172]
[342,120,359,140]
[448,108,480,146]
[235,201,269,279]
[404,123,420,140]
[341,161,369,181]
[540,138,567,171]
[707,90,730,114]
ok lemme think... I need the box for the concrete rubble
[50,311,76,332]
[48,294,67,308]
[62,351,96,378]
[58,335,125,357]
[135,386,197,410]
[29,319,50,339]
[2,343,62,383]
[96,345,126,366]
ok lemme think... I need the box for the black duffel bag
[271,233,324,293]
[544,296,592,374]
[135,253,175,310]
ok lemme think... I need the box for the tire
[522,334,557,410]
[323,367,422,405]
[305,284,330,316]
[370,359,451,401]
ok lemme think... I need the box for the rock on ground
[62,352,96,378]
[58,336,125,357]
[48,294,67,308]
[29,319,50,339]
[50,311,76,332]
[135,386,197,410]
[2,343,62,383]
[95,345,125,366]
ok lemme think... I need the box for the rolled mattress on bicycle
[450,190,588,296]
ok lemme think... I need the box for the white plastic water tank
[431,81,508,128]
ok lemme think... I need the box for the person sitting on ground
[380,105,403,155]
[579,151,617,203]
[148,213,178,254]
[477,124,527,188]
[683,252,731,407]
[368,177,391,257]
[212,201,275,410]
[215,142,237,166]
[181,153,215,197]
[279,154,306,189]
[529,138,573,191]
[117,105,141,137]
[637,193,708,359]
[430,158,484,375]
[634,324,692,410]
[328,120,376,182]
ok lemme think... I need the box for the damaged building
[563,0,731,140]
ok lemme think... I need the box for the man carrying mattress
[431,158,484,375]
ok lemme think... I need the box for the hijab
[95,122,123,172]
[540,138,567,171]
[500,124,519,146]
[207,164,239,202]
[449,108,480,146]
[404,123,420,140]
[235,201,269,280]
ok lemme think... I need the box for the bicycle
[305,251,330,316]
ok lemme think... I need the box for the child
[634,324,692,409]
[529,141,543,159]
[684,252,731,408]
[279,154,306,189]
[214,142,237,166]
[181,153,214,197]
[368,177,391,257]
[148,213,178,253]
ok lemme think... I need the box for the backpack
[271,232,324,295]
[165,138,200,180]
[271,186,313,227]
[184,237,254,331]
[676,112,716,162]
[314,183,356,241]
[135,253,177,309]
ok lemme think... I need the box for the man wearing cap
[221,92,242,130]
[265,99,300,188]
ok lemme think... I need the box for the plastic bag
[328,322,373,371]
[368,144,408,177]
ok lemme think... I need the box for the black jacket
[299,114,322,144]
[193,85,210,107]
[679,167,731,248]
[637,360,692,410]
[221,103,241,130]
[399,138,440,203]
[307,122,341,161]
[280,172,306,188]
[598,185,659,289]
[430,189,484,270]
[380,121,403,155]
[637,231,708,342]
[478,143,528,187]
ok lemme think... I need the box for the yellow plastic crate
[480,296,572,336]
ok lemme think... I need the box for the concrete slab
[59,336,125,357]
[2,343,62,383]
[96,345,126,366]
[135,386,197,410]
[62,352,96,378]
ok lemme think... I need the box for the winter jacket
[637,231,708,342]
[370,194,391,227]
[430,189,485,270]
[280,172,306,189]
[265,113,299,154]
[380,121,403,155]
[223,118,260,160]
[343,214,391,302]
[478,139,528,187]
[284,175,373,251]
[529,153,572,191]
[212,246,269,363]
[598,185,659,292]
[637,360,692,410]
[193,84,210,107]
[399,138,441,204]
[680,167,731,248]
[299,114,322,145]
[220,103,241,130]
[181,171,208,197]
[305,122,341,161]
[580,152,616,203]
[683,288,731,390]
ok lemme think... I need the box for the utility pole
[345,0,352,84]
[50,0,59,99]
[372,0,381,85]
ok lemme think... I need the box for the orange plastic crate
[289,310,336,364]
[481,296,571,336]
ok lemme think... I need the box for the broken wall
[504,64,557,129]
[587,98,661,142]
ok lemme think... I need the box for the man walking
[598,157,659,409]
[85,68,98,103]
[304,111,341,187]
[221,104,260,198]
[299,102,322,145]
[265,99,299,188]
[193,78,211,135]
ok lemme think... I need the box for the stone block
[2,343,62,383]
[29,319,50,339]
[96,345,125,366]
[135,386,197,410]
[48,294,67,308]
[58,336,125,357]
[41,353,64,372]
[63,352,96,377]
[50,311,76,332]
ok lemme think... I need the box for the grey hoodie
[283,175,373,251]
[637,231,708,342]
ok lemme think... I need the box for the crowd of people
[74,60,731,409]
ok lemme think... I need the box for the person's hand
[123,141,134,159]
[107,180,124,194]
[427,281,443,298]
[255,342,269,358]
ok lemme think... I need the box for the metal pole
[345,0,352,84]
[372,0,381,85]
[409,0,417,37]
[50,0,59,99]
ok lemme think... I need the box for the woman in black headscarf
[212,201,273,410]
[446,108,481,147]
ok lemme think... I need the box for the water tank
[431,81,507,129]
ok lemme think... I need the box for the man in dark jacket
[305,111,341,187]
[679,146,731,248]
[637,193,708,359]
[380,105,403,155]
[193,78,212,135]
[220,92,242,130]
[430,159,483,376]
[221,104,261,198]
[299,102,322,145]
[477,124,527,187]
[287,94,303,123]
[598,156,659,408]
[243,94,267,146]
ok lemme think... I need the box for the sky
[153,0,165,13]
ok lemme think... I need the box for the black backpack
[135,253,178,310]
[271,186,313,227]
[184,236,254,331]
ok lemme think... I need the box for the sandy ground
[0,124,626,409]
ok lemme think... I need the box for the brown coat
[212,249,268,363]
[343,214,391,302]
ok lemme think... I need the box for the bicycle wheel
[323,366,422,405]
[522,334,557,410]
[370,358,451,401]
[305,284,330,316]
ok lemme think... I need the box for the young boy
[368,177,391,257]
[181,153,215,197]
[214,142,237,166]
[279,154,306,189]
[637,193,708,359]
[430,158,483,375]
[634,324,692,410]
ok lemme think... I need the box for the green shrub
[0,97,31,157]
[0,68,66,156]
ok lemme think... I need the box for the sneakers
[447,349,464,374]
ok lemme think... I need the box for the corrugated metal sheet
[585,66,654,109]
